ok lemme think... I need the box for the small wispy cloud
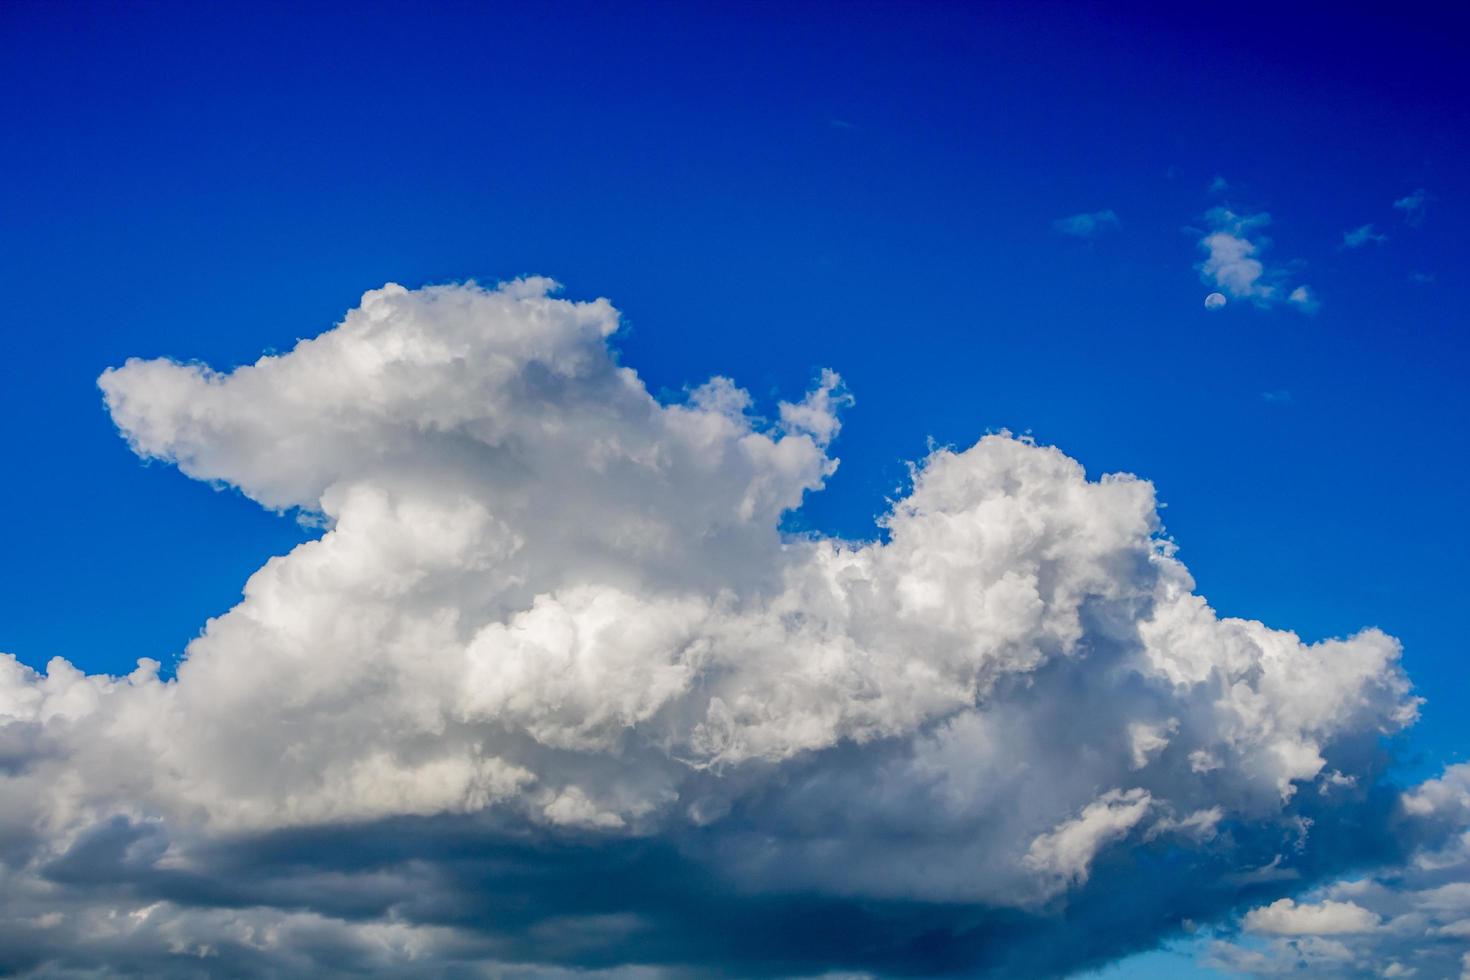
[1394,188,1429,226]
[1196,207,1316,312]
[828,117,859,131]
[1208,175,1229,195]
[1261,389,1292,404]
[1410,271,1435,284]
[1341,223,1386,249]
[1287,285,1320,314]
[1053,209,1119,239]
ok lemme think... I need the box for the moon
[1204,292,1227,310]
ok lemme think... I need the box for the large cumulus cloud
[0,279,1451,976]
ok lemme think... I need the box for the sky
[0,2,1467,977]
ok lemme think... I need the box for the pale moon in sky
[1205,292,1227,310]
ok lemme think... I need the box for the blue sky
[1,3,1466,976]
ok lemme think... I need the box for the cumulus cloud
[0,279,1444,976]
[1053,209,1119,238]
[1197,207,1317,312]
[1244,898,1380,936]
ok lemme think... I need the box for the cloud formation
[1394,189,1429,226]
[0,280,1450,976]
[1244,898,1380,936]
[1342,223,1387,249]
[1208,763,1470,976]
[1287,285,1320,314]
[1053,209,1119,238]
[1197,208,1317,312]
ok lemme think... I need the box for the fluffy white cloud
[0,279,1436,975]
[1244,898,1380,936]
[1199,210,1270,299]
[1053,209,1119,238]
[1023,788,1153,888]
[1197,207,1316,312]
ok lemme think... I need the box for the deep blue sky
[2,0,1464,833]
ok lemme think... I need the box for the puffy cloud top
[0,280,1441,976]
[1244,898,1381,936]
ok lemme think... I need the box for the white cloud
[1394,189,1429,226]
[0,279,1429,974]
[1023,788,1152,887]
[1244,898,1381,936]
[1196,208,1317,312]
[1053,209,1119,238]
[1288,285,1320,314]
[1342,224,1387,249]
[1404,763,1470,819]
[1129,719,1178,769]
[1200,227,1267,297]
[1207,935,1358,975]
